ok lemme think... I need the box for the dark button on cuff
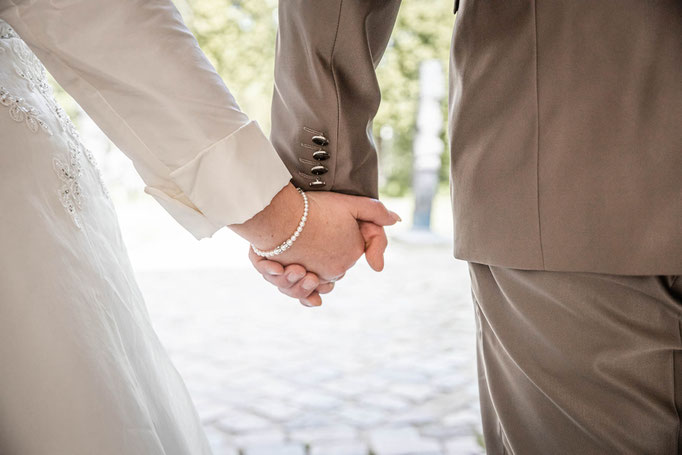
[312,150,330,161]
[312,135,329,146]
[310,165,328,175]
[309,180,326,189]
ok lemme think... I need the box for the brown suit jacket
[271,0,682,275]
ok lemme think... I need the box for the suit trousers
[468,262,682,454]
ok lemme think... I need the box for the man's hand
[230,184,399,306]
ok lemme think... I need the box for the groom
[251,1,682,453]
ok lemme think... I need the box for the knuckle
[288,287,308,299]
[277,280,293,290]
[280,287,299,298]
[264,275,280,285]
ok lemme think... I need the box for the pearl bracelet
[251,188,309,258]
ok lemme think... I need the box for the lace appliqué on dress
[83,147,111,199]
[0,22,16,40]
[10,39,53,102]
[1,22,110,227]
[54,141,84,228]
[0,86,52,134]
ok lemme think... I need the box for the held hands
[230,184,399,307]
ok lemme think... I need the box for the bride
[0,1,398,453]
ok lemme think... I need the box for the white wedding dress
[0,2,291,454]
[0,18,213,455]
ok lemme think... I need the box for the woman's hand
[248,220,390,307]
[230,184,399,306]
[246,254,331,307]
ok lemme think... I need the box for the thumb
[347,196,401,226]
[359,222,388,272]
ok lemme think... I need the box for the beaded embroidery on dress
[0,13,213,455]
[0,18,108,227]
[0,85,51,134]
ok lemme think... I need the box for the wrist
[251,188,308,257]
[229,183,304,249]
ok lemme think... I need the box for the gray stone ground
[137,242,484,455]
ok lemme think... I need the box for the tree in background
[177,0,279,130]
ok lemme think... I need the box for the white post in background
[412,59,445,232]
[377,124,394,190]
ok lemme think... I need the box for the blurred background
[54,1,484,454]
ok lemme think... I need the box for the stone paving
[136,239,485,455]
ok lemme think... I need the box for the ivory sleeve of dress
[0,0,293,239]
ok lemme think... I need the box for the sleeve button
[311,165,328,175]
[309,180,326,189]
[312,150,330,161]
[312,135,329,146]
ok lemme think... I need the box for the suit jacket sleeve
[0,0,293,239]
[271,0,401,198]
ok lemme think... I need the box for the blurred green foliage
[176,0,279,131]
[180,0,454,196]
[374,2,454,196]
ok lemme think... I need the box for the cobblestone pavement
[137,240,484,455]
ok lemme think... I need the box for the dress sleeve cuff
[168,120,293,227]
[144,186,223,240]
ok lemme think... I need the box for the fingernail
[287,272,304,283]
[302,278,317,291]
[266,267,282,276]
[301,298,321,308]
[390,211,402,222]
